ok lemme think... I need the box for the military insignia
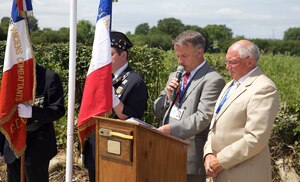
[116,86,123,94]
[122,79,128,85]
[34,96,45,108]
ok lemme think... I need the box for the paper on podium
[126,117,158,130]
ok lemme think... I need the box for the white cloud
[216,8,242,16]
[291,6,300,12]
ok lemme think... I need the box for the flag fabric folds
[78,0,112,146]
[0,0,35,158]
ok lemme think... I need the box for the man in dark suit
[153,30,225,182]
[0,63,65,182]
[83,31,148,182]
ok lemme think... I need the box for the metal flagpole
[65,0,77,181]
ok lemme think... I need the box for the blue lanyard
[215,84,233,114]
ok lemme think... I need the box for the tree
[77,20,95,45]
[157,18,184,38]
[284,27,300,41]
[0,17,10,40]
[145,33,172,50]
[28,16,39,32]
[134,23,150,35]
[184,25,210,51]
[204,24,233,52]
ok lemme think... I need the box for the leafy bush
[0,41,299,178]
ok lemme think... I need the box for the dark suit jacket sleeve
[31,70,65,124]
[0,132,4,155]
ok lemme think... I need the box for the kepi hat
[111,31,133,51]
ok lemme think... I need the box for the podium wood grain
[95,116,188,182]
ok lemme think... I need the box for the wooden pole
[20,154,25,182]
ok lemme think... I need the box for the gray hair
[173,30,205,50]
[238,42,260,62]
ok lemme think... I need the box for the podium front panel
[95,117,188,182]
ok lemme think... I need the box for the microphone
[170,65,184,101]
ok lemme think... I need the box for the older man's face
[225,48,252,80]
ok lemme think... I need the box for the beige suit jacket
[204,68,279,182]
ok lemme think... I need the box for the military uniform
[83,31,148,182]
[0,64,65,182]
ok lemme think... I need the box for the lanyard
[215,82,237,114]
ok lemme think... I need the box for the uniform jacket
[0,64,65,165]
[111,65,148,119]
[153,62,225,175]
[83,65,148,170]
[204,68,279,182]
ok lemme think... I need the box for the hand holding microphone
[167,65,184,101]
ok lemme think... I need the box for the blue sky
[1,0,300,39]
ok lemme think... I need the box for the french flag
[0,0,35,158]
[77,0,112,145]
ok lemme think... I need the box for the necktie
[184,72,190,88]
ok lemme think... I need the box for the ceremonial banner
[78,0,112,145]
[0,0,35,158]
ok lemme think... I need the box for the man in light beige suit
[203,40,279,182]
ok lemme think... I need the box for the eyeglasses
[225,60,240,66]
[225,56,250,66]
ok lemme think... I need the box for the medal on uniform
[116,86,123,94]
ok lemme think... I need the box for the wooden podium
[94,116,189,182]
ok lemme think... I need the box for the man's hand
[204,153,223,177]
[166,77,180,100]
[17,103,32,118]
[158,124,171,134]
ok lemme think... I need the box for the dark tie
[184,72,190,88]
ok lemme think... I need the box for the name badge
[170,106,184,120]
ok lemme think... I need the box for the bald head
[226,40,260,80]
[228,40,260,63]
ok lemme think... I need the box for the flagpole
[65,0,77,181]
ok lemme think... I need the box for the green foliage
[203,24,233,52]
[77,20,95,45]
[258,54,300,107]
[156,17,185,39]
[128,33,173,50]
[252,39,300,56]
[0,17,9,41]
[134,23,150,35]
[129,46,167,126]
[0,42,299,176]
[28,16,39,32]
[284,27,300,41]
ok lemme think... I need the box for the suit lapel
[215,68,263,120]
[180,63,210,103]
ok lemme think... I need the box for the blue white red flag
[78,0,112,145]
[0,0,35,158]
